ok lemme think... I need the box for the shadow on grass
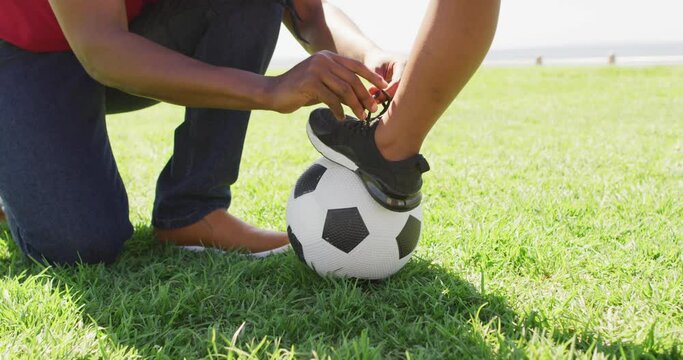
[0,222,679,358]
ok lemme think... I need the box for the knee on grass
[17,218,133,266]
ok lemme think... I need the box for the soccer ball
[286,158,423,280]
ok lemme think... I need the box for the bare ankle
[374,118,421,161]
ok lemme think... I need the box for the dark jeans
[0,0,284,264]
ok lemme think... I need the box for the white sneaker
[179,244,291,258]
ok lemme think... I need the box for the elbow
[80,55,118,88]
[72,38,123,88]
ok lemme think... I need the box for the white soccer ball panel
[286,190,325,245]
[313,158,379,212]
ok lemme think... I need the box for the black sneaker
[307,108,430,211]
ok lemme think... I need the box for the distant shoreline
[271,42,683,68]
[485,42,683,66]
[485,55,683,67]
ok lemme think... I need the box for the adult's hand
[268,51,389,120]
[364,50,407,102]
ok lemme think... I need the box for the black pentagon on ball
[396,215,421,259]
[294,163,327,199]
[322,207,369,253]
[287,226,306,263]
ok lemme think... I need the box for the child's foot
[154,209,290,257]
[307,108,430,211]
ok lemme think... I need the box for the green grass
[1,66,682,359]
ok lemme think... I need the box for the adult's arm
[49,0,387,117]
[284,0,381,63]
[285,1,406,101]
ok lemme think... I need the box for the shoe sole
[306,121,359,171]
[179,244,291,258]
[306,122,421,212]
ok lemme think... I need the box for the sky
[272,0,683,60]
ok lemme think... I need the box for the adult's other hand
[268,51,388,120]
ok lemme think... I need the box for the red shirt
[0,0,154,52]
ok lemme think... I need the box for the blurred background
[272,0,683,66]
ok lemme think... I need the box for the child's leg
[305,0,500,210]
[375,0,500,161]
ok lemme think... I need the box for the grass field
[1,66,682,359]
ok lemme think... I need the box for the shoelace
[366,89,392,122]
[343,119,373,136]
[343,89,392,136]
